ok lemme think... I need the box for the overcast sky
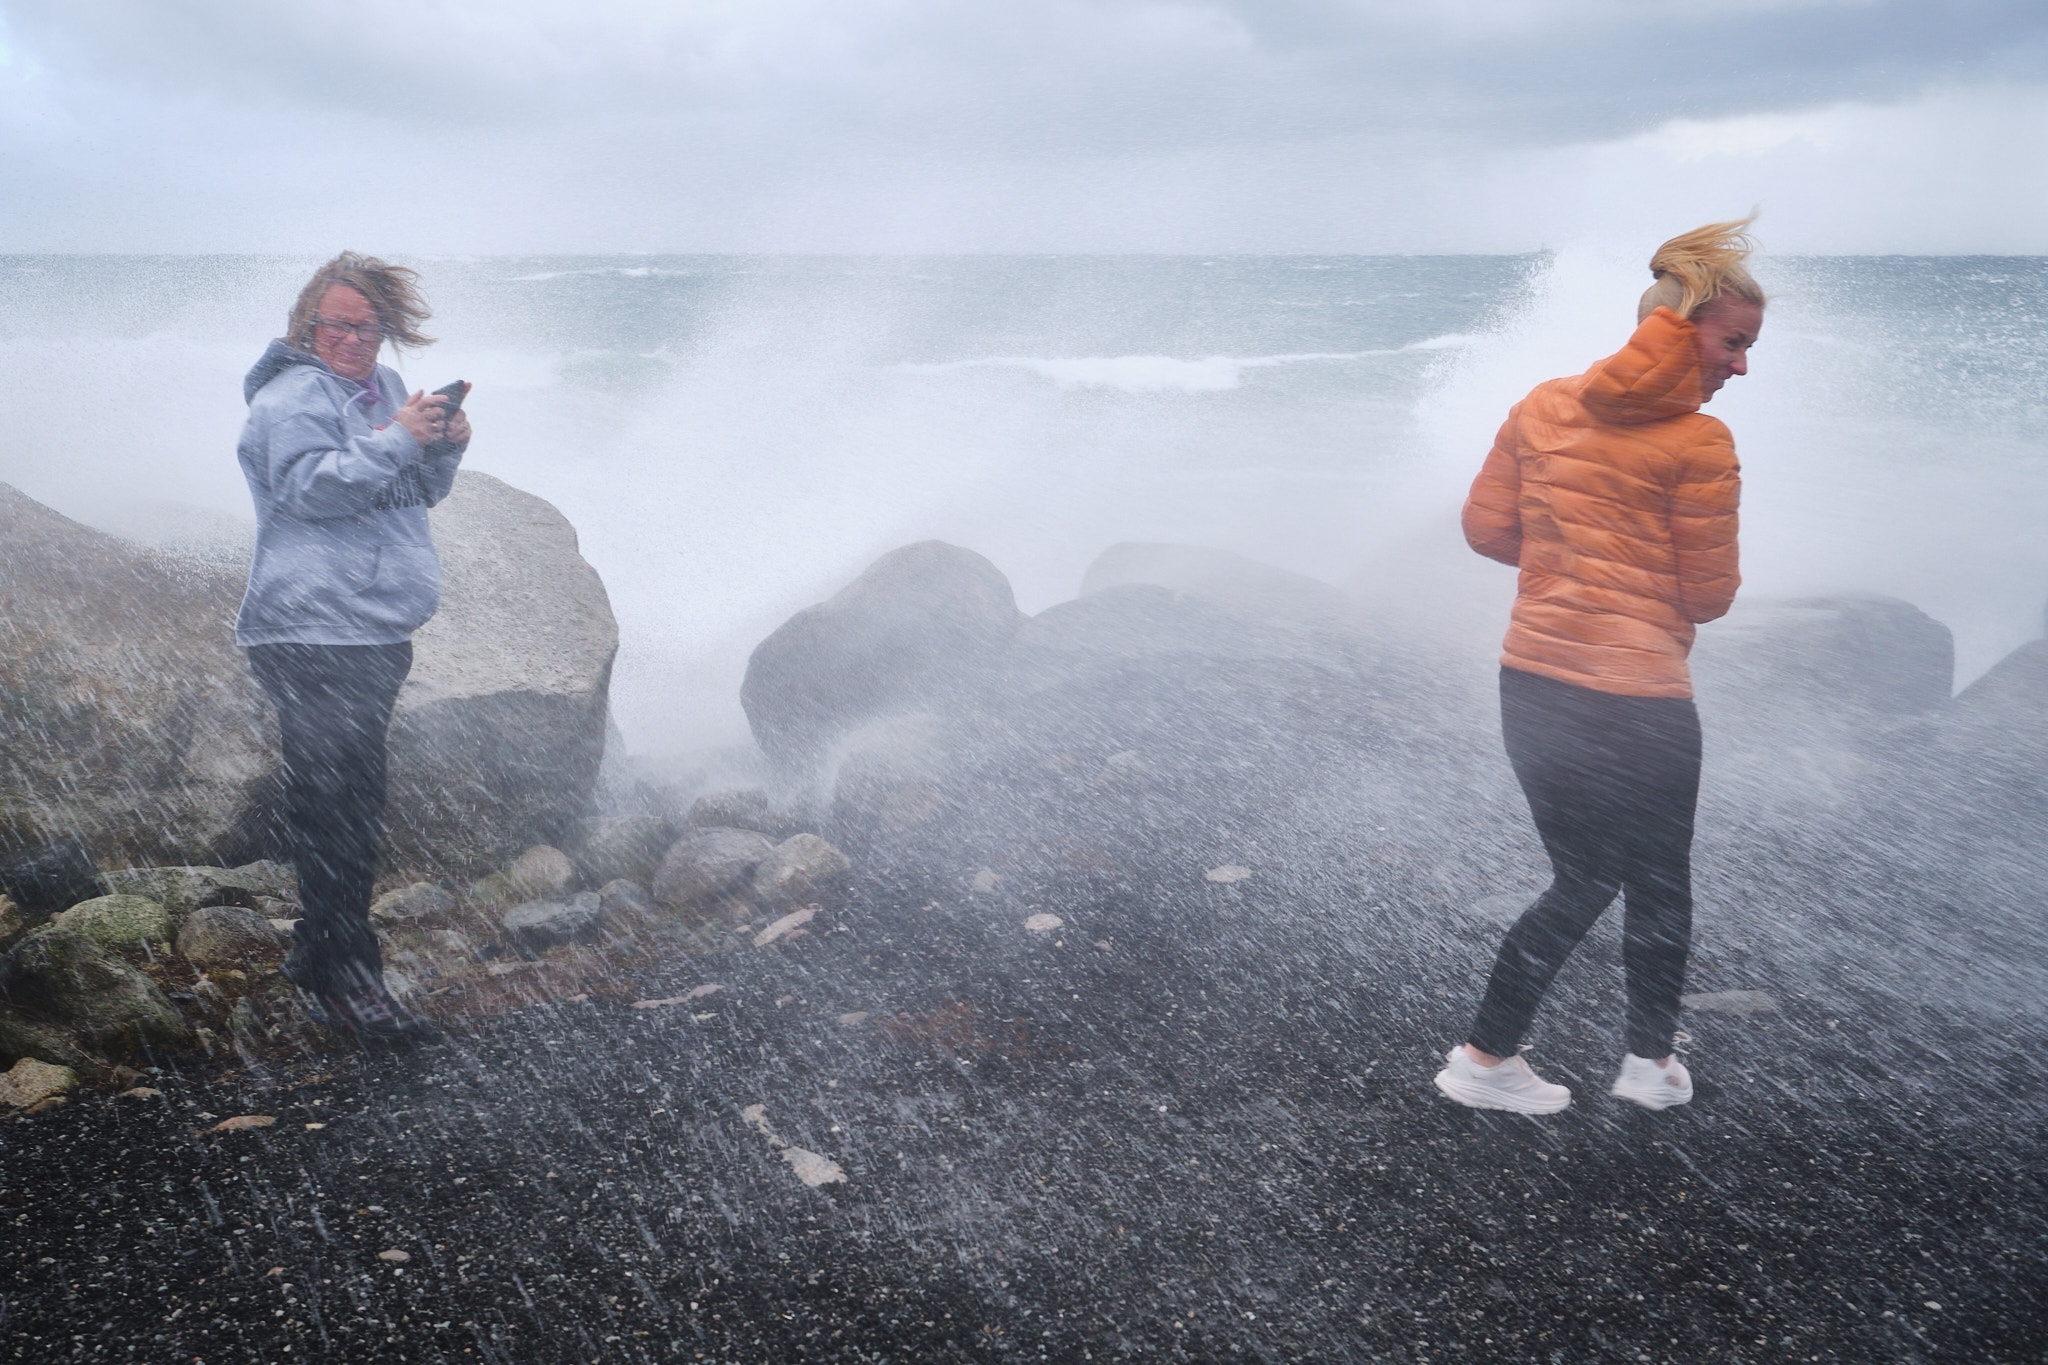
[2,0,2044,253]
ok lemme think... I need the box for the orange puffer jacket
[1462,306,1741,699]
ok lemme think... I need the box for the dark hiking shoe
[295,976,439,1043]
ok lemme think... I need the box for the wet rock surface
[1,928,190,1053]
[102,863,288,918]
[48,894,175,953]
[0,485,275,867]
[502,892,605,951]
[368,881,458,925]
[652,827,777,918]
[382,471,620,875]
[742,540,1027,770]
[174,906,288,965]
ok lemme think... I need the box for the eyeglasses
[312,316,383,343]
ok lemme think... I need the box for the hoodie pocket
[352,543,443,633]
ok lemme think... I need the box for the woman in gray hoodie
[236,253,469,1039]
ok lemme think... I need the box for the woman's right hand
[392,389,450,447]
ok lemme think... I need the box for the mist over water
[2,252,2043,756]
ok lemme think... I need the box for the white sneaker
[1433,1047,1571,1115]
[1611,1054,1693,1110]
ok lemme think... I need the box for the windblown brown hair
[285,252,435,353]
[1637,217,1765,323]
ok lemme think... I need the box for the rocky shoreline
[2,483,2045,1359]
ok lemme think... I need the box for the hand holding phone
[427,381,470,453]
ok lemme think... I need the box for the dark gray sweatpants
[247,641,411,997]
[1468,666,1702,1061]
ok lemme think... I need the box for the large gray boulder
[0,484,274,867]
[1079,542,1360,631]
[1691,597,1954,727]
[1918,634,2048,822]
[383,471,620,875]
[742,542,1026,771]
[0,473,617,882]
[1687,597,1956,812]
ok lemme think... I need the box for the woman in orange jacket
[1433,221,1763,1115]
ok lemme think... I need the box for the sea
[2,253,2043,756]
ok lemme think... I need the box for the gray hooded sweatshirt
[234,340,465,647]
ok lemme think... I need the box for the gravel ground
[4,835,2045,1364]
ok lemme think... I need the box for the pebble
[1204,865,1252,884]
[754,907,818,947]
[1024,913,1063,933]
[742,1103,848,1188]
[1682,990,1778,1017]
[780,1148,848,1188]
[0,1059,76,1110]
[836,1011,871,1027]
[207,1115,275,1133]
[378,1249,411,1263]
[970,869,1001,894]
[116,1086,161,1100]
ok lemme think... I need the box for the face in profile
[1693,296,1763,402]
[309,284,383,382]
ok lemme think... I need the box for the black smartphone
[433,380,469,412]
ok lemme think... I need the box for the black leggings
[1468,666,1701,1061]
[247,642,412,996]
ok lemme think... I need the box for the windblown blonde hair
[1637,217,1765,323]
[285,252,435,353]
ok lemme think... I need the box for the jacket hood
[244,339,326,404]
[1578,307,1706,426]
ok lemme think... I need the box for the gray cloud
[0,0,2042,251]
[8,0,2043,151]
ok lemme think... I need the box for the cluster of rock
[0,472,617,881]
[742,541,1420,876]
[0,858,298,1086]
[741,538,2048,881]
[456,802,850,954]
[0,801,852,1100]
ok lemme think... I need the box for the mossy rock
[4,928,190,1053]
[99,866,277,918]
[49,895,174,953]
[0,1002,104,1078]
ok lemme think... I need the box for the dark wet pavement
[5,853,2046,1363]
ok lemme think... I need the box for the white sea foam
[509,266,702,282]
[902,336,1473,394]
